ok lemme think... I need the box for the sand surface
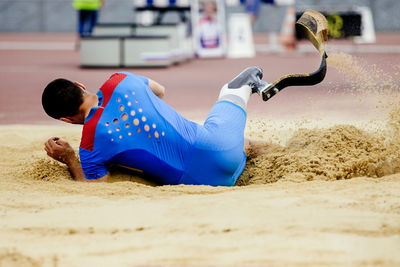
[1,53,400,266]
[1,123,400,267]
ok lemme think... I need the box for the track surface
[1,33,400,124]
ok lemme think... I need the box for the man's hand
[44,137,107,182]
[148,79,165,99]
[44,137,76,165]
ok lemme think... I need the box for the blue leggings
[179,101,247,186]
[78,10,98,37]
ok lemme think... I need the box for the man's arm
[44,137,108,182]
[148,79,165,99]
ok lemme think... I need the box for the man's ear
[74,81,86,91]
[60,117,74,124]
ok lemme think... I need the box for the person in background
[241,0,274,26]
[73,0,104,37]
[198,0,221,49]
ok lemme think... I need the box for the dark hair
[42,79,84,119]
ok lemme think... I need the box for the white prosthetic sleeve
[218,83,252,110]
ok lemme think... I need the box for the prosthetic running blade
[260,9,329,102]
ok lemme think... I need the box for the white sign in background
[191,0,227,58]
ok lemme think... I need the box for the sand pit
[1,53,400,266]
[1,119,400,266]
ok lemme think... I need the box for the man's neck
[82,94,99,120]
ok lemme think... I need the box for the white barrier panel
[227,13,255,58]
[92,23,194,63]
[136,23,189,62]
[80,37,121,67]
[93,24,133,36]
[354,6,376,44]
[123,36,172,67]
[80,35,175,67]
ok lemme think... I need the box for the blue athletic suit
[79,72,247,186]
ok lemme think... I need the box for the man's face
[204,2,216,17]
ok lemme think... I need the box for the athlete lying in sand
[42,67,269,186]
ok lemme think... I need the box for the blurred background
[1,0,400,124]
[0,0,400,32]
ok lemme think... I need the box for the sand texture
[1,117,400,266]
[1,53,400,266]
